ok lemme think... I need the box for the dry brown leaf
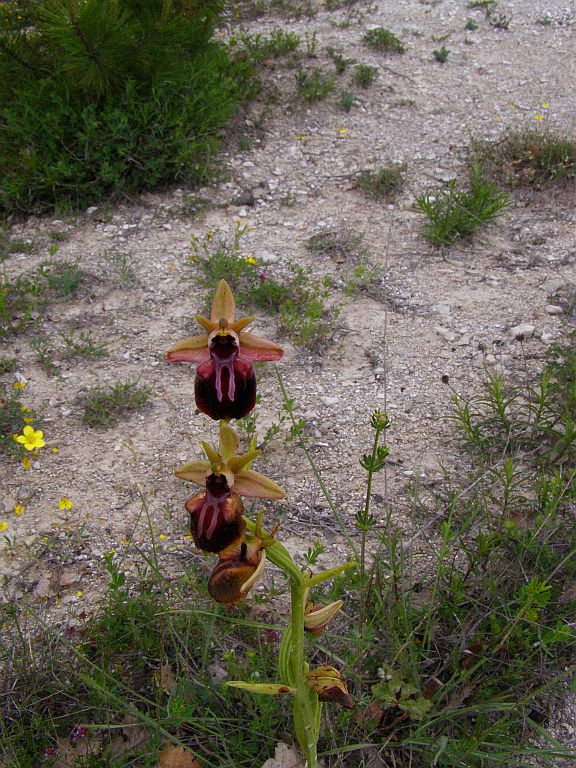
[109,713,150,758]
[155,662,176,694]
[159,744,201,768]
[261,742,304,768]
[54,737,101,768]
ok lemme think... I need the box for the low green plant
[295,67,335,102]
[0,354,16,373]
[342,258,385,300]
[101,248,136,287]
[44,262,86,296]
[433,45,450,62]
[363,27,406,53]
[31,337,61,378]
[354,63,378,87]
[239,28,301,60]
[465,18,479,29]
[471,129,576,187]
[306,226,365,262]
[416,165,509,246]
[79,380,152,428]
[338,90,355,111]
[0,272,46,338]
[60,329,108,360]
[326,46,354,74]
[468,0,496,9]
[358,163,406,199]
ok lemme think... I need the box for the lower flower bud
[208,540,266,606]
[307,665,354,709]
[185,473,245,553]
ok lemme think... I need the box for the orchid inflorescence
[167,280,354,767]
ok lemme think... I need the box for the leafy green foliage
[433,45,449,62]
[0,1,253,213]
[295,67,335,102]
[416,166,509,245]
[354,63,377,88]
[362,27,405,53]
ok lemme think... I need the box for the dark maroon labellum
[185,473,245,553]
[194,333,257,420]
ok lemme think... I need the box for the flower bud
[195,330,257,421]
[185,473,245,553]
[304,599,344,637]
[208,540,266,606]
[307,666,354,709]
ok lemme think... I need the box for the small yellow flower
[159,534,167,539]
[13,381,26,390]
[14,505,24,516]
[20,406,30,413]
[542,102,549,108]
[52,447,59,453]
[22,456,31,470]
[244,256,257,265]
[23,416,33,424]
[535,113,543,122]
[16,426,45,451]
[339,128,347,134]
[0,522,7,532]
[76,591,83,598]
[59,497,73,510]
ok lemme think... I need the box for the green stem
[288,577,320,768]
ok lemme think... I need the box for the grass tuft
[471,129,576,187]
[79,380,152,428]
[357,163,406,200]
[416,166,509,246]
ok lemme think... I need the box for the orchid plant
[167,280,354,767]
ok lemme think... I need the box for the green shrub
[295,68,335,102]
[354,63,378,88]
[362,27,405,53]
[0,1,253,213]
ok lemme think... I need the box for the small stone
[540,278,564,294]
[86,206,98,215]
[320,396,339,406]
[256,250,280,264]
[434,326,457,343]
[545,305,563,315]
[509,323,535,340]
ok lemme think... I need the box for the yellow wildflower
[244,256,257,265]
[59,497,73,510]
[20,405,30,413]
[14,505,24,516]
[0,522,7,532]
[13,381,26,390]
[535,114,543,122]
[339,128,347,134]
[16,426,45,451]
[23,416,33,424]
[76,591,84,598]
[543,102,549,108]
[22,456,31,470]
[52,447,59,453]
